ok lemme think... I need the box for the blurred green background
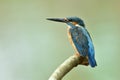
[0,0,120,80]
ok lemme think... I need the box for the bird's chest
[67,27,78,53]
[67,27,72,44]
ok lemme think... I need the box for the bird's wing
[70,27,90,57]
[70,27,96,67]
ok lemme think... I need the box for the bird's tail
[88,56,97,67]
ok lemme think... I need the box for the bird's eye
[64,18,69,22]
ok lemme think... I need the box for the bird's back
[68,26,97,67]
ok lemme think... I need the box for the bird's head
[47,17,85,27]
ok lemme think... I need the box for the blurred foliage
[0,0,120,80]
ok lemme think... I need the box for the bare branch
[48,54,88,80]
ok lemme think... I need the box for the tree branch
[48,54,88,80]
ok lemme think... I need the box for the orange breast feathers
[67,27,79,54]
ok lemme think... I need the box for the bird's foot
[75,53,80,57]
[81,57,89,66]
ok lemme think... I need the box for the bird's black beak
[46,18,68,23]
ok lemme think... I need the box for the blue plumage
[47,17,97,67]
[67,22,97,67]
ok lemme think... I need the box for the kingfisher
[47,17,97,67]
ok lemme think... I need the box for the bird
[47,16,97,67]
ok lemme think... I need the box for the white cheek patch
[67,23,83,28]
[75,24,82,28]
